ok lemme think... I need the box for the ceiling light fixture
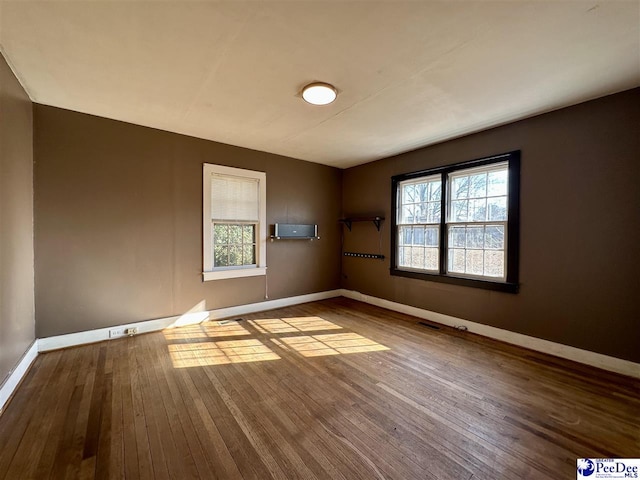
[302,82,337,105]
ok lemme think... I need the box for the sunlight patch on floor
[165,315,389,367]
[272,333,389,357]
[169,339,280,368]
[248,316,343,334]
[163,322,251,341]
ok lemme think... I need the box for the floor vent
[418,321,440,330]
[218,318,244,325]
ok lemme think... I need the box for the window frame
[390,151,520,293]
[203,163,267,281]
[396,174,442,273]
[212,221,258,269]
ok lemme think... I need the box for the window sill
[203,267,266,282]
[391,268,518,293]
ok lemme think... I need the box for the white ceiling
[1,1,638,168]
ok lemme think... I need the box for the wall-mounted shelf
[270,235,319,241]
[339,216,384,231]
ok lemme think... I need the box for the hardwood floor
[1,297,638,479]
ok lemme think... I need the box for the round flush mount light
[302,82,337,105]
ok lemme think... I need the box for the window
[203,164,266,281]
[391,151,520,292]
[397,174,442,271]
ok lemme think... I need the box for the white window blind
[211,175,259,222]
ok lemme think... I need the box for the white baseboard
[38,289,343,352]
[340,289,640,379]
[0,340,39,414]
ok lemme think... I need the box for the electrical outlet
[126,327,138,336]
[109,328,126,338]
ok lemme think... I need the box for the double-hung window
[203,164,266,281]
[391,151,520,292]
[397,174,442,272]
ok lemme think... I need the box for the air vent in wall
[272,224,319,240]
[418,321,440,330]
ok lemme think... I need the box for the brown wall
[0,54,35,384]
[30,88,640,363]
[342,88,640,363]
[34,106,342,338]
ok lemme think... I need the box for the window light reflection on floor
[248,316,343,334]
[165,315,390,368]
[169,339,280,368]
[272,333,389,357]
[163,321,251,341]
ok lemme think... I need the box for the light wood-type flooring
[0,297,638,479]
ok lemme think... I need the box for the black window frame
[390,151,520,293]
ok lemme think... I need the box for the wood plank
[9,348,81,479]
[135,335,171,480]
[93,372,113,480]
[152,332,216,479]
[0,353,53,475]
